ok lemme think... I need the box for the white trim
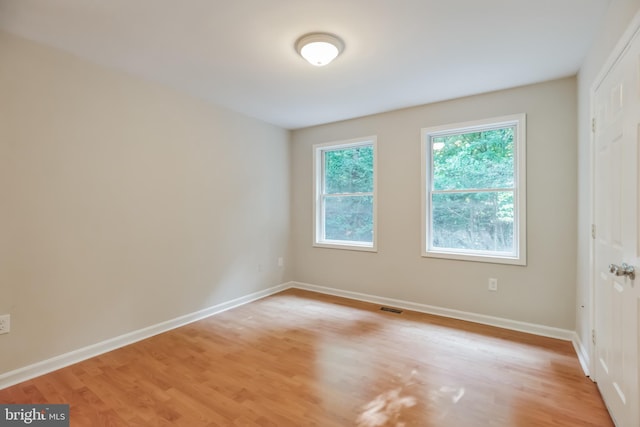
[572,331,592,378]
[311,241,378,252]
[588,9,640,382]
[0,282,291,391]
[312,136,378,252]
[290,281,573,341]
[420,114,527,266]
[592,11,640,93]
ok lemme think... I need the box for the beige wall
[576,1,640,360]
[0,31,291,374]
[291,77,577,330]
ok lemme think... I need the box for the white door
[593,25,640,427]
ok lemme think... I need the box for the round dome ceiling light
[295,33,344,67]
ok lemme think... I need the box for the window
[313,137,377,251]
[421,114,526,265]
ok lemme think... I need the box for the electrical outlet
[488,278,498,292]
[0,314,10,334]
[278,257,284,267]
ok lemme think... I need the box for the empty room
[1,0,639,426]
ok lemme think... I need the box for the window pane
[431,192,514,252]
[432,127,514,191]
[324,146,373,194]
[324,195,373,243]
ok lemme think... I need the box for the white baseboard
[0,282,291,390]
[290,281,575,341]
[572,332,592,377]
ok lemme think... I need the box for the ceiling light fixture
[295,33,344,67]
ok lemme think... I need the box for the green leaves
[324,195,374,242]
[324,146,374,194]
[322,144,374,244]
[430,127,516,253]
[432,127,514,191]
[432,192,514,252]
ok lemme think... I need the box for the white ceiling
[0,0,610,129]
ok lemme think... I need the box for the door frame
[588,10,640,379]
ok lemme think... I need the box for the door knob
[608,263,635,280]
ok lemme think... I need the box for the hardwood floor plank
[0,289,613,426]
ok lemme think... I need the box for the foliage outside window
[313,137,377,251]
[422,115,526,265]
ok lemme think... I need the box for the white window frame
[421,114,526,265]
[313,136,377,252]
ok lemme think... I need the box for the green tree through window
[423,115,526,264]
[431,128,515,252]
[314,138,376,249]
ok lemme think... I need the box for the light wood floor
[0,288,612,426]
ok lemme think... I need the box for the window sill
[422,249,526,266]
[314,241,377,252]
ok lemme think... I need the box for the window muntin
[422,115,526,264]
[314,137,377,251]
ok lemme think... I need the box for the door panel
[593,26,640,427]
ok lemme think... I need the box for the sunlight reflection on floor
[355,368,467,427]
[427,385,466,422]
[356,370,418,427]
